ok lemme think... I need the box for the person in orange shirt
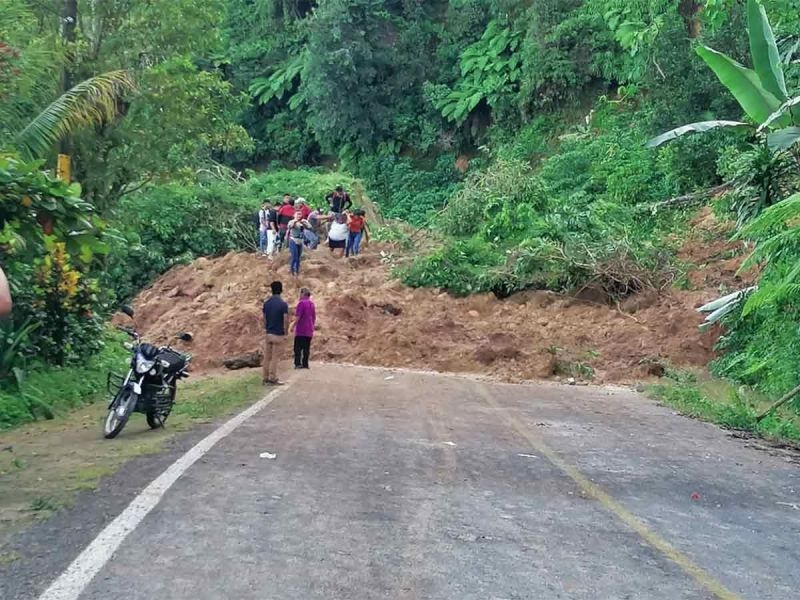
[346,209,369,258]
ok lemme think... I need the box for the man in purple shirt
[290,287,316,369]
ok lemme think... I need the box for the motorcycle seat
[158,349,188,373]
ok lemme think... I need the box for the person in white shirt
[327,213,349,258]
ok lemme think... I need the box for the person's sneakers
[267,379,285,386]
[294,365,301,370]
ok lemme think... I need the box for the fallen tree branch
[649,183,732,212]
[756,383,800,422]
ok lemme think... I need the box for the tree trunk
[678,0,703,38]
[60,0,78,156]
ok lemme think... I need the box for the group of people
[257,186,370,276]
[258,186,371,381]
[261,280,316,385]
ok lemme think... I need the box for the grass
[0,371,265,545]
[0,329,129,431]
[648,369,800,444]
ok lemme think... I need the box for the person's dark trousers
[293,336,312,368]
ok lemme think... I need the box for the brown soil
[118,210,751,384]
[674,207,759,289]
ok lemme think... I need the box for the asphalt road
[3,365,800,600]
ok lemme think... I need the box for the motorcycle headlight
[135,354,156,374]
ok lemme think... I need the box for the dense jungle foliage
[2,0,800,428]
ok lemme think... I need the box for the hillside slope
[121,215,751,384]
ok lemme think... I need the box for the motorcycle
[104,306,191,439]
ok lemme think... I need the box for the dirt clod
[223,351,263,370]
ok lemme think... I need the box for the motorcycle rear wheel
[146,384,175,430]
[104,390,134,439]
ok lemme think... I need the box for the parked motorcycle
[104,306,191,439]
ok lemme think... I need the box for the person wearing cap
[326,185,352,215]
[289,287,316,369]
[296,197,312,220]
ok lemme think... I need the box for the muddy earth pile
[119,210,754,384]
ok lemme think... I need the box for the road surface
[2,365,800,600]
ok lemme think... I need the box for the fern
[248,53,306,108]
[736,193,800,315]
[738,192,800,268]
[435,20,522,125]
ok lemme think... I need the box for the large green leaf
[696,46,785,125]
[747,0,787,101]
[645,120,750,148]
[758,96,800,132]
[767,127,800,151]
[15,71,136,160]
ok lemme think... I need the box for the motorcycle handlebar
[115,325,138,339]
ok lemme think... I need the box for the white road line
[37,386,288,600]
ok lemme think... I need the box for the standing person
[326,185,352,215]
[0,266,12,317]
[262,280,289,385]
[258,201,271,256]
[266,200,279,258]
[287,210,312,276]
[277,195,296,250]
[290,287,316,369]
[346,209,369,257]
[327,212,349,257]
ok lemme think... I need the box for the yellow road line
[479,387,744,600]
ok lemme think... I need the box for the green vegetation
[0,329,126,430]
[650,370,800,443]
[2,0,800,439]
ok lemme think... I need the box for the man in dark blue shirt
[325,185,352,215]
[262,280,289,385]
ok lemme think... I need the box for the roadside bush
[1,154,111,366]
[399,237,504,296]
[0,329,127,430]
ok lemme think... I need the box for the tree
[301,0,396,153]
[14,70,135,160]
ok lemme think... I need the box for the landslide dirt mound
[119,214,750,384]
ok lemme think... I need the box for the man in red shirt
[277,195,296,249]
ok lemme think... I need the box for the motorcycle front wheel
[104,389,136,439]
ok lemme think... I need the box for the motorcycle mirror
[120,305,135,319]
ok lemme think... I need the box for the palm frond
[15,70,136,160]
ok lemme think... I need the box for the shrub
[400,238,504,296]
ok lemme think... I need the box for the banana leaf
[758,96,800,132]
[767,127,800,151]
[696,46,786,126]
[697,288,753,313]
[645,120,750,148]
[747,0,787,101]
